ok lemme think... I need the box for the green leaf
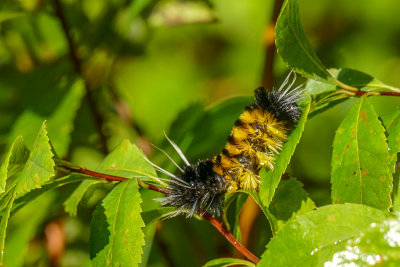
[139,189,163,267]
[203,257,255,267]
[0,136,29,193]
[8,110,44,150]
[165,97,250,162]
[394,170,400,212]
[275,0,335,85]
[63,180,102,216]
[12,173,85,214]
[268,177,316,232]
[48,80,85,158]
[381,110,400,174]
[64,140,156,219]
[4,191,55,267]
[90,179,145,266]
[225,190,276,235]
[259,204,388,266]
[306,68,386,116]
[232,194,247,242]
[141,207,177,225]
[0,11,24,24]
[8,80,84,157]
[96,139,156,178]
[259,101,310,207]
[14,121,55,195]
[0,194,14,263]
[331,96,392,209]
[324,215,400,266]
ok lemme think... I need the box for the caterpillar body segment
[157,72,303,218]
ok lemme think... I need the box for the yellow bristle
[253,109,265,123]
[238,169,260,191]
[266,124,287,139]
[212,163,223,176]
[220,154,237,170]
[256,151,275,170]
[231,127,248,141]
[225,142,243,155]
[226,180,238,194]
[236,140,254,155]
[239,110,256,124]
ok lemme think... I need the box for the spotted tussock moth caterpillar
[147,72,303,218]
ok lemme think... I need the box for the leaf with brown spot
[331,96,392,210]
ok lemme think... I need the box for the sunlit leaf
[0,136,29,193]
[259,204,388,266]
[14,121,55,195]
[325,215,400,266]
[95,139,156,178]
[64,139,156,219]
[331,96,392,209]
[90,179,145,266]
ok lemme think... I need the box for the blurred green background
[1,0,400,266]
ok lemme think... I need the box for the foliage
[1,0,400,266]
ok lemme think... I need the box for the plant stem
[65,166,260,263]
[202,212,260,263]
[355,90,400,97]
[52,0,109,154]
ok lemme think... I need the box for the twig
[201,212,260,263]
[72,168,169,194]
[52,0,109,154]
[354,90,400,97]
[64,166,260,263]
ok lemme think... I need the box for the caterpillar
[151,72,303,218]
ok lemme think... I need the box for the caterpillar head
[161,160,227,218]
[254,72,303,128]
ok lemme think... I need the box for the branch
[65,166,260,263]
[201,212,260,263]
[52,0,109,154]
[354,90,400,97]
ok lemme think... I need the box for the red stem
[202,211,260,263]
[355,90,400,97]
[67,167,260,263]
[75,168,169,194]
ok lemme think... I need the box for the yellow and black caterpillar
[155,74,303,218]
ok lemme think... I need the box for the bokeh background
[1,0,400,266]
